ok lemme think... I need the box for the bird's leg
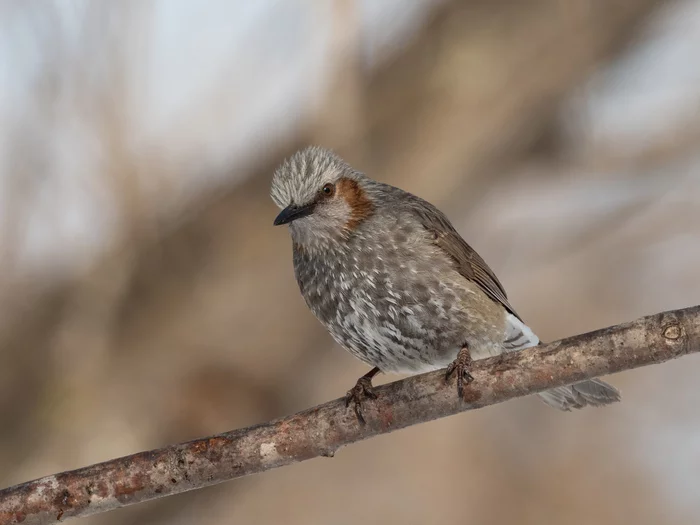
[345,367,380,424]
[445,346,474,400]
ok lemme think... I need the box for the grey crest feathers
[270,146,362,209]
[272,146,620,411]
[271,146,370,249]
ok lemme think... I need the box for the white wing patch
[503,313,539,352]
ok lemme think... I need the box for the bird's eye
[322,183,335,196]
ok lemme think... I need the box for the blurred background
[1,0,699,523]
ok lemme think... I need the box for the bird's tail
[537,379,621,411]
[504,313,621,410]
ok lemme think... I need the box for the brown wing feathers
[407,194,521,320]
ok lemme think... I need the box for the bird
[271,146,620,422]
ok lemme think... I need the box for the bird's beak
[273,202,316,226]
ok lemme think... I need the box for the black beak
[273,202,316,226]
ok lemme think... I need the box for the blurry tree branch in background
[0,304,697,525]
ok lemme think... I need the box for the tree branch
[1,305,698,525]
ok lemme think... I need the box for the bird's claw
[345,376,378,424]
[445,346,474,400]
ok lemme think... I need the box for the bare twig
[0,305,697,525]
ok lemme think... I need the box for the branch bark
[1,305,698,525]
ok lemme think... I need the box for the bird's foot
[345,369,379,424]
[445,346,474,400]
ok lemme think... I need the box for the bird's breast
[292,227,478,368]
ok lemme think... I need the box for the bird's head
[271,147,374,249]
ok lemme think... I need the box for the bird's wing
[403,193,521,320]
